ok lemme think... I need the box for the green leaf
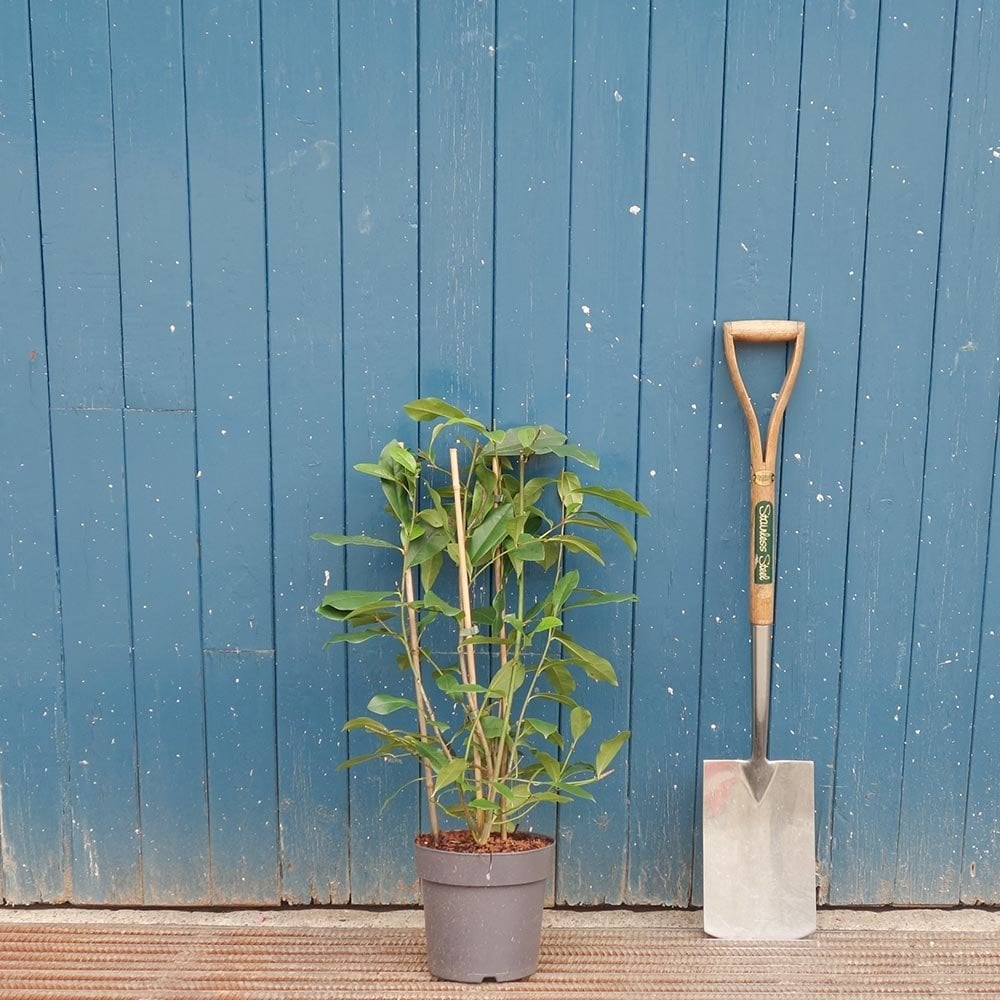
[417,507,447,529]
[551,534,605,565]
[571,512,638,556]
[533,791,572,804]
[557,780,595,802]
[433,758,467,796]
[480,714,508,740]
[579,485,649,516]
[543,660,577,695]
[433,671,461,697]
[488,424,566,457]
[517,427,538,450]
[468,503,515,564]
[319,590,397,618]
[353,462,394,481]
[404,527,450,570]
[595,730,630,776]
[535,751,561,782]
[381,480,410,525]
[550,442,600,469]
[404,397,484,427]
[338,750,390,770]
[313,531,399,551]
[521,476,554,508]
[508,535,545,563]
[466,798,501,812]
[532,615,563,634]
[322,628,387,646]
[342,716,389,735]
[555,633,618,686]
[487,660,526,699]
[421,590,462,617]
[422,550,443,591]
[563,589,637,611]
[524,717,559,739]
[550,570,580,613]
[570,706,592,742]
[557,471,583,513]
[367,694,418,715]
[384,440,418,473]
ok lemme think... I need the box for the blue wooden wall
[1,0,997,907]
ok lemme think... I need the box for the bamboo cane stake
[403,568,439,841]
[448,448,492,818]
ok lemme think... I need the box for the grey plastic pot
[414,837,555,984]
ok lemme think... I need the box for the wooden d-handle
[723,320,806,625]
[725,319,804,343]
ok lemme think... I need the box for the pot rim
[414,832,555,856]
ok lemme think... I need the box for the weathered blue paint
[831,0,958,906]
[628,0,725,906]
[184,2,273,655]
[962,1,1000,905]
[694,0,804,907]
[261,0,350,906]
[125,411,209,905]
[2,0,999,907]
[108,0,194,411]
[492,0,574,883]
[784,0,879,902]
[418,0,494,420]
[897,0,1000,905]
[204,649,279,904]
[51,410,140,904]
[0,0,69,905]
[339,0,421,905]
[558,0,650,905]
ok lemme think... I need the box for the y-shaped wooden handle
[723,320,806,625]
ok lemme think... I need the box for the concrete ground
[1,905,997,932]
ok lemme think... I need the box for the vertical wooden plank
[967,488,1000,901]
[203,650,278,904]
[418,0,494,416]
[339,0,420,904]
[830,0,957,905]
[627,0,725,906]
[50,410,141,904]
[124,411,209,905]
[492,0,572,427]
[183,0,278,903]
[27,0,123,410]
[492,0,573,842]
[558,0,650,905]
[30,0,140,905]
[492,1,574,871]
[696,0,804,905]
[896,0,999,904]
[0,0,70,903]
[783,0,880,902]
[108,0,194,410]
[261,0,349,904]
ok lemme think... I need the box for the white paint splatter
[629,205,641,215]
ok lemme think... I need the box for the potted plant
[315,398,647,983]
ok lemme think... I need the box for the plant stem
[448,447,492,831]
[403,569,439,841]
[491,453,511,838]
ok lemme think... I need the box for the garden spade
[702,320,815,940]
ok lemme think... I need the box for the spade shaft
[702,320,815,940]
